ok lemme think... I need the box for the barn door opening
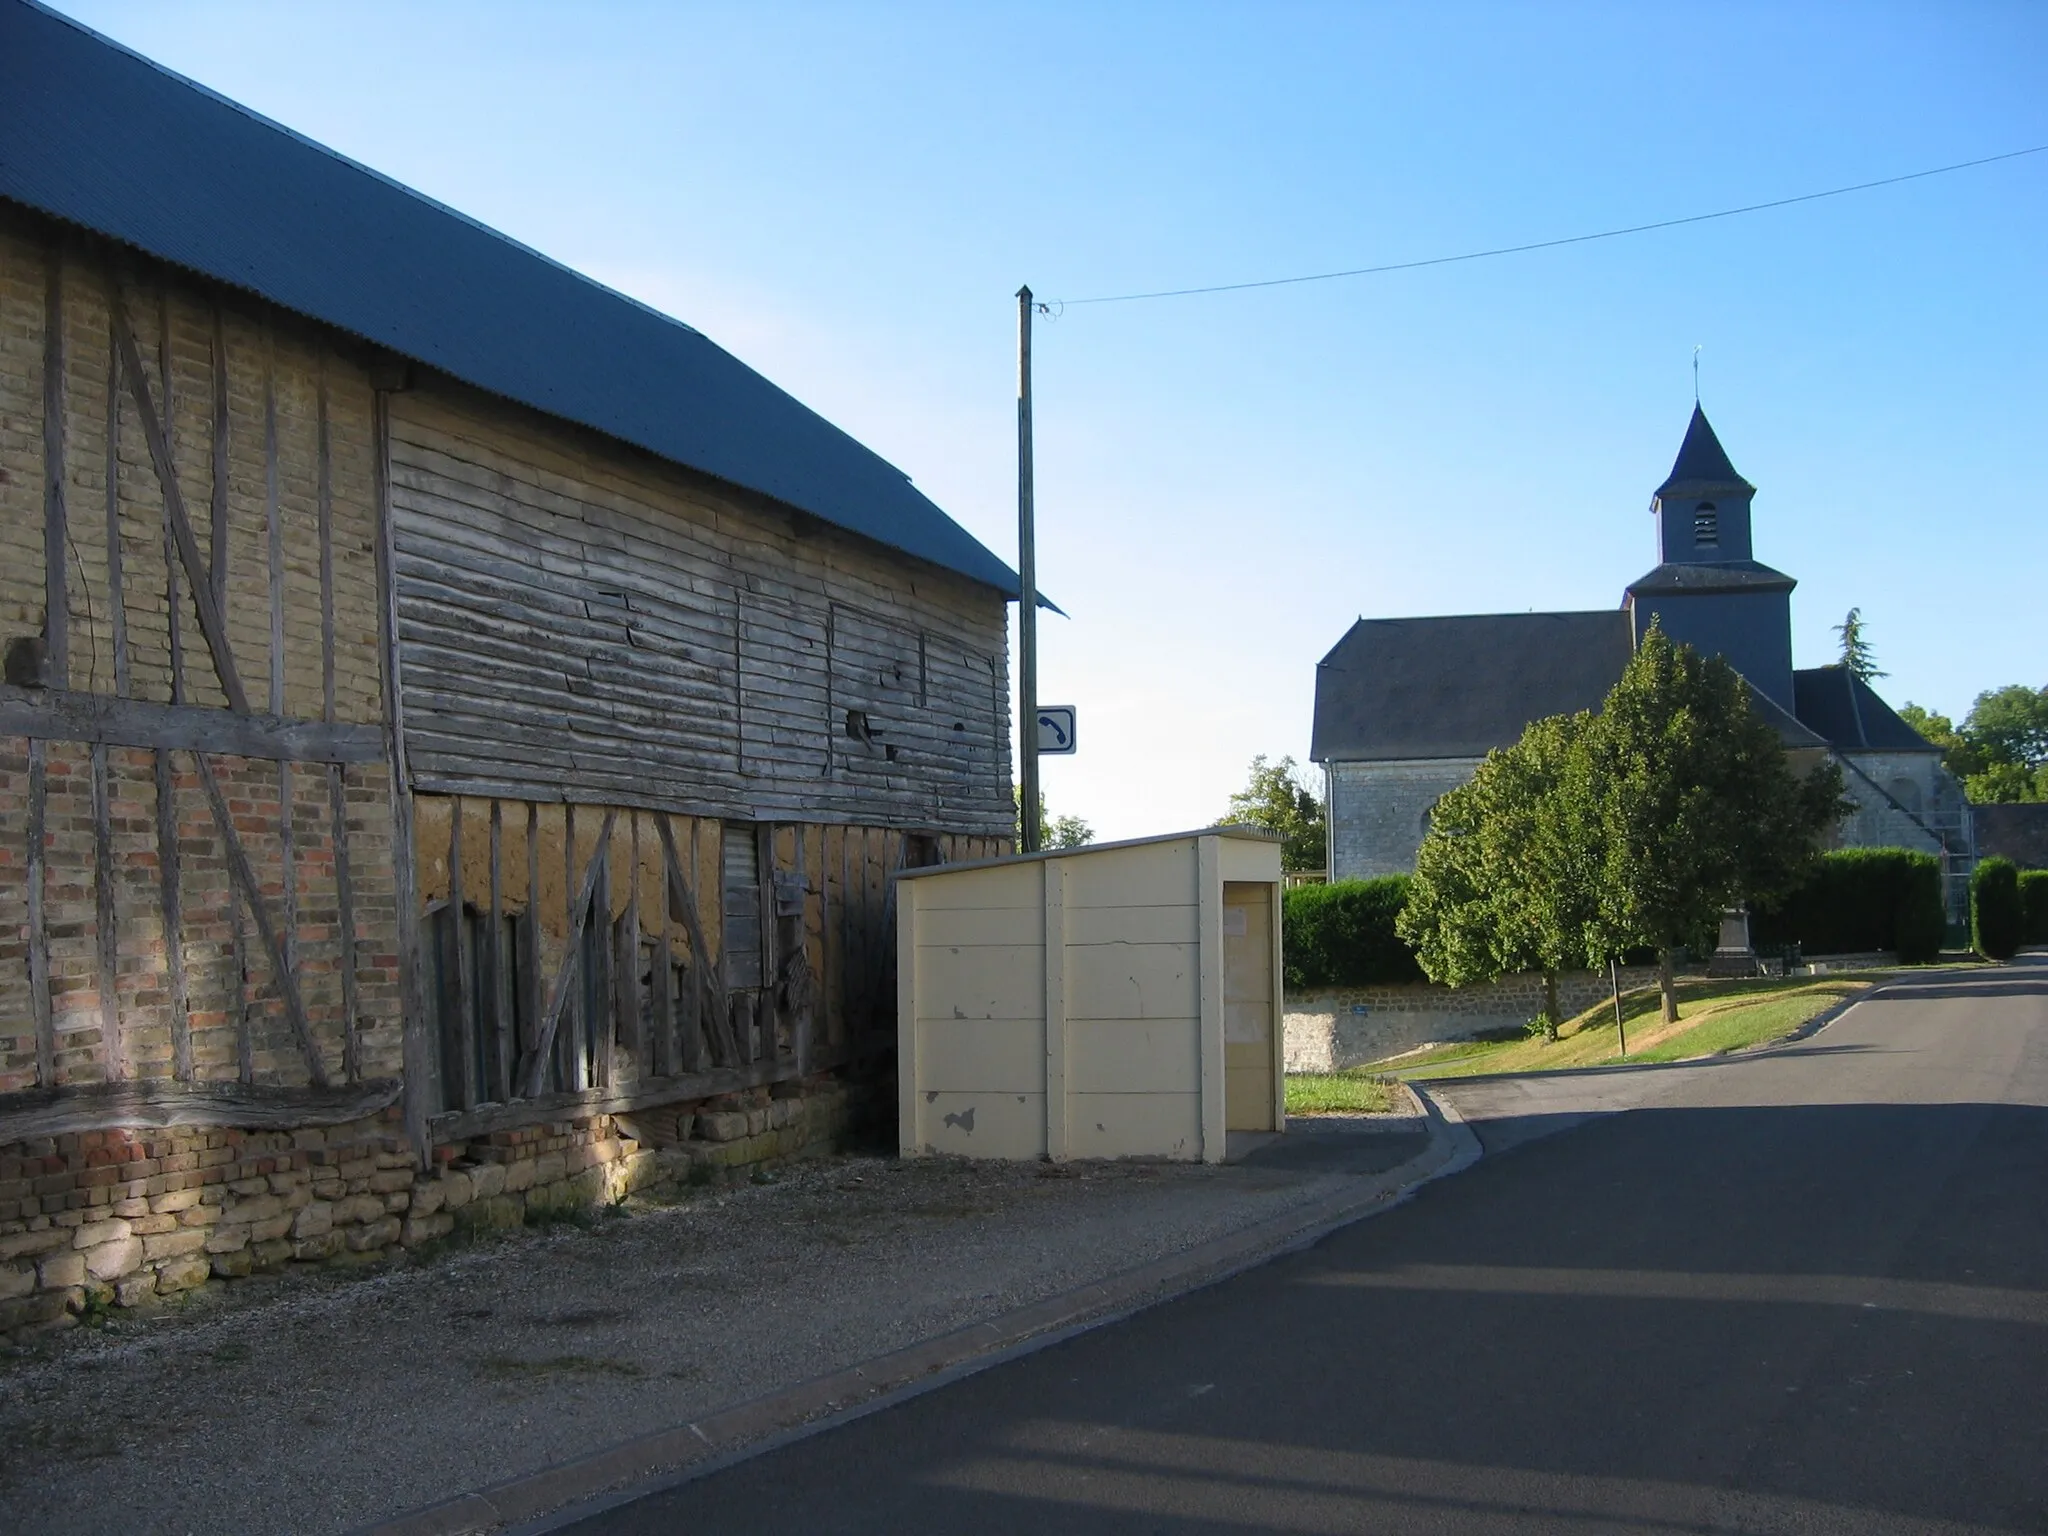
[1222,881,1278,1132]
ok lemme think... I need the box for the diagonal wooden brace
[656,814,736,1065]
[191,751,329,1088]
[107,279,250,714]
[518,807,620,1099]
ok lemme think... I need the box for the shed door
[1222,881,1277,1131]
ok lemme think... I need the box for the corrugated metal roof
[0,0,1022,598]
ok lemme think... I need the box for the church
[1310,406,1976,923]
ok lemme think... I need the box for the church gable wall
[1326,757,1482,880]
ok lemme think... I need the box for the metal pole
[1016,286,1040,853]
[1610,956,1628,1056]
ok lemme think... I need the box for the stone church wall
[1326,757,1482,880]
[1836,752,1974,923]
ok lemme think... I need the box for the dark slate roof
[1656,404,1754,497]
[1312,610,1634,761]
[1748,680,1830,751]
[1626,560,1797,596]
[1792,668,1939,753]
[0,0,1022,597]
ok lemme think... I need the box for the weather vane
[1693,344,1703,403]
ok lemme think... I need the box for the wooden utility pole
[1016,286,1040,853]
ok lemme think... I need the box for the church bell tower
[1625,406,1798,711]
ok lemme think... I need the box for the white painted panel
[916,1091,1047,1159]
[1069,1017,1201,1093]
[1224,1000,1270,1045]
[915,861,1042,911]
[917,1017,1047,1093]
[1064,839,1197,909]
[1066,943,1199,1021]
[1067,1094,1202,1161]
[1067,904,1199,946]
[1218,839,1283,883]
[918,904,1046,947]
[916,943,1044,1020]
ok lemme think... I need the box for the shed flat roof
[893,824,1281,882]
[0,0,1022,597]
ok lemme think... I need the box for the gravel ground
[0,1124,1424,1536]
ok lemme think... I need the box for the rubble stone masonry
[0,1076,872,1341]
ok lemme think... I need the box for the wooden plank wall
[385,385,1013,833]
[0,212,399,1127]
[413,790,1008,1130]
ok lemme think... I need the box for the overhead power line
[1048,144,2048,308]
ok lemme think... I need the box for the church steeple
[1627,404,1797,712]
[1651,404,1756,564]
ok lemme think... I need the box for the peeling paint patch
[943,1107,976,1134]
[925,1091,938,1103]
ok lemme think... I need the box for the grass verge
[1360,973,1878,1081]
[1285,1072,1401,1116]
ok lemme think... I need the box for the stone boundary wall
[1285,965,1664,1073]
[0,1076,876,1342]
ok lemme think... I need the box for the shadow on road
[583,1099,2048,1535]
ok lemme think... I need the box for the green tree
[1587,627,1848,1024]
[1224,755,1327,873]
[1398,713,1608,1036]
[1901,686,2048,803]
[1014,788,1093,850]
[1834,607,1887,681]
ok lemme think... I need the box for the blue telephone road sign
[1035,706,1077,755]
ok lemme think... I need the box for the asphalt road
[569,956,2048,1535]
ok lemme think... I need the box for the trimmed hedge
[1973,857,2023,961]
[2022,869,2048,947]
[1282,877,1424,989]
[1750,848,1945,963]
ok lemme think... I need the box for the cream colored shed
[895,827,1285,1162]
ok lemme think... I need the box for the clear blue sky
[56,1,2048,840]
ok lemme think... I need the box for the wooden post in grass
[1610,957,1628,1056]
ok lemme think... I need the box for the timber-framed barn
[0,2,1019,1326]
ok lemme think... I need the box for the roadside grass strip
[1339,973,1881,1083]
[1285,1072,1401,1116]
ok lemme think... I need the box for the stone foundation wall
[0,1076,874,1342]
[1285,965,1663,1072]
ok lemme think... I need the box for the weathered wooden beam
[0,1077,403,1142]
[103,301,130,698]
[0,689,383,762]
[449,794,474,1111]
[653,819,676,1077]
[264,331,284,715]
[488,798,509,1104]
[657,814,731,1065]
[318,357,337,723]
[328,762,362,1083]
[91,744,124,1081]
[522,801,541,1084]
[209,304,229,615]
[518,805,619,1099]
[43,254,68,689]
[231,894,252,1085]
[276,759,299,1077]
[376,391,433,1165]
[622,810,643,1074]
[192,751,329,1089]
[28,740,54,1089]
[756,822,777,1065]
[108,280,250,712]
[428,1049,844,1144]
[154,750,193,1081]
[562,800,582,1090]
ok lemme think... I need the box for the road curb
[361,1098,1481,1536]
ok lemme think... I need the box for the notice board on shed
[894,826,1285,1162]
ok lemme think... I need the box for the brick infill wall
[0,1077,874,1342]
